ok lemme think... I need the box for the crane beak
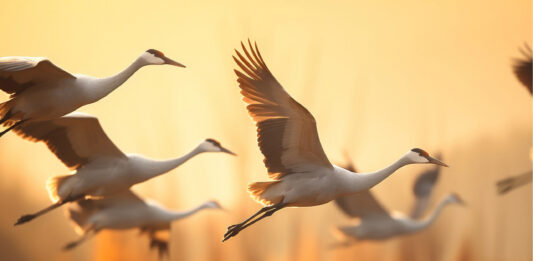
[427,156,449,167]
[162,56,186,68]
[220,147,237,156]
[453,194,467,206]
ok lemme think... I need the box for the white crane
[333,190,464,245]
[222,41,448,241]
[64,189,222,256]
[0,49,184,137]
[13,112,234,225]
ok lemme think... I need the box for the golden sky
[0,0,531,260]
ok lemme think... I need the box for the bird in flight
[222,40,448,242]
[13,112,234,225]
[64,189,222,257]
[496,44,532,194]
[0,49,184,137]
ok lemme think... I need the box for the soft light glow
[0,0,530,260]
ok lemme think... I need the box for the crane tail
[47,175,72,203]
[247,181,282,206]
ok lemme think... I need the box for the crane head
[199,138,237,156]
[448,193,466,205]
[203,200,223,210]
[406,148,449,167]
[141,49,185,67]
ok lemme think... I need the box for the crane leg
[222,203,285,242]
[0,119,28,138]
[223,205,275,238]
[0,110,12,126]
[63,229,99,251]
[149,238,169,257]
[14,194,84,226]
[225,205,275,230]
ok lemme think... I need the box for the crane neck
[163,202,214,222]
[409,196,453,231]
[88,58,145,102]
[340,157,409,194]
[134,146,204,183]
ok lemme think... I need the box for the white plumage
[14,112,234,225]
[0,49,184,137]
[222,41,448,241]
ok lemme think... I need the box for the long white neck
[339,156,409,194]
[133,146,204,183]
[409,196,453,232]
[87,57,145,103]
[163,202,215,222]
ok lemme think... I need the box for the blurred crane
[334,192,464,245]
[332,157,462,246]
[64,189,222,257]
[496,45,532,194]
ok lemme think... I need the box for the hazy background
[0,0,531,260]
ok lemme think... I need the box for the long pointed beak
[428,156,449,167]
[162,56,186,68]
[220,147,237,156]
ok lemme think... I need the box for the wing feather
[13,112,125,170]
[335,191,390,220]
[513,45,532,94]
[0,57,75,97]
[234,40,332,179]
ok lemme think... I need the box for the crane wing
[66,190,144,234]
[412,165,441,198]
[13,112,126,170]
[334,159,390,220]
[234,41,333,179]
[513,46,532,94]
[335,191,390,220]
[0,57,75,97]
[409,164,441,219]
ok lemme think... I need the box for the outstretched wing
[335,191,390,220]
[13,112,125,170]
[234,40,333,179]
[409,164,441,219]
[513,45,532,94]
[0,57,75,97]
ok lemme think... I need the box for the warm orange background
[0,0,531,260]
